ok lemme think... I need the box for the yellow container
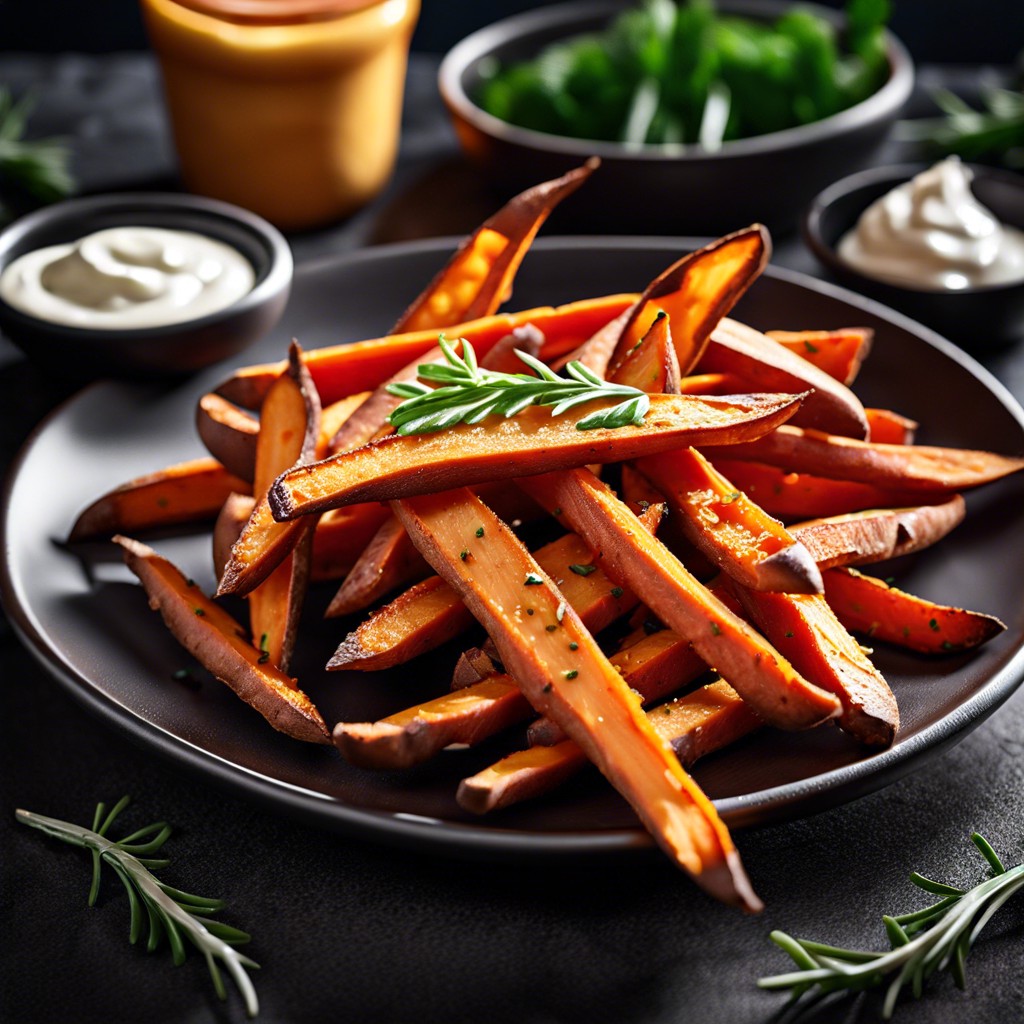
[141,0,420,230]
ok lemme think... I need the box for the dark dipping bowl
[439,0,914,236]
[804,163,1024,350]
[0,192,293,380]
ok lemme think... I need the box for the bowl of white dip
[0,193,292,378]
[803,158,1024,349]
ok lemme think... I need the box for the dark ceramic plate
[4,238,1024,860]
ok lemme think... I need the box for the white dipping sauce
[837,157,1024,291]
[0,226,255,328]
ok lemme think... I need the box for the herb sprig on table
[16,796,259,1018]
[0,89,74,223]
[759,833,1024,1019]
[386,336,651,435]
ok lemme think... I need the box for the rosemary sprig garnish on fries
[16,796,259,1018]
[386,336,651,435]
[759,833,1024,1018]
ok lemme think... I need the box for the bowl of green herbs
[439,0,913,234]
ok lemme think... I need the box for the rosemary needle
[16,796,259,1018]
[386,336,650,435]
[758,833,1024,1019]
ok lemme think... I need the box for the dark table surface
[1,54,1022,1024]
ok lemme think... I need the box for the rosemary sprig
[16,796,259,1018]
[897,86,1024,169]
[386,336,650,435]
[759,833,1024,1019]
[0,89,74,222]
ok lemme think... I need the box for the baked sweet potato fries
[68,163,1022,910]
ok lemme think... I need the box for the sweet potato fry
[334,676,533,770]
[324,332,549,612]
[732,586,898,746]
[652,680,763,766]
[458,741,590,814]
[607,225,771,374]
[330,519,665,768]
[325,516,429,618]
[195,393,259,482]
[69,457,249,542]
[701,319,869,438]
[765,327,872,385]
[865,408,918,445]
[704,459,943,521]
[790,496,966,570]
[527,625,706,746]
[213,492,254,581]
[330,506,661,671]
[247,343,321,671]
[394,160,597,333]
[216,295,635,409]
[701,426,1024,492]
[114,535,329,744]
[633,447,823,594]
[518,469,841,730]
[392,487,760,910]
[611,310,681,395]
[327,326,550,456]
[459,678,761,815]
[309,503,393,582]
[269,391,804,520]
[822,567,1006,654]
[676,372,747,395]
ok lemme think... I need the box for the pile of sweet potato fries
[70,161,1023,910]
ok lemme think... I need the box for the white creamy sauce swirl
[837,157,1024,291]
[0,226,255,329]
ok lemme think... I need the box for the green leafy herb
[898,87,1024,169]
[386,337,650,436]
[16,797,259,1017]
[476,0,890,149]
[0,89,74,223]
[569,563,598,576]
[524,572,544,586]
[759,833,1024,1019]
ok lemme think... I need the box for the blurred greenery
[0,89,74,224]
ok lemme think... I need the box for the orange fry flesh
[518,469,841,731]
[634,447,823,594]
[733,586,898,747]
[269,391,804,520]
[114,535,329,744]
[395,159,597,333]
[766,327,872,385]
[69,458,249,542]
[460,679,761,815]
[705,459,946,521]
[823,567,1006,654]
[215,294,636,409]
[393,487,761,910]
[330,508,658,672]
[701,425,1024,492]
[790,496,966,571]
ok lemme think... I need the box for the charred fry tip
[332,720,413,767]
[757,543,824,595]
[695,850,764,914]
[455,776,497,815]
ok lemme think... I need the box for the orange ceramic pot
[141,0,420,229]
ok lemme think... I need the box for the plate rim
[3,235,1023,859]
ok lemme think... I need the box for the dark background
[1,0,1022,65]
